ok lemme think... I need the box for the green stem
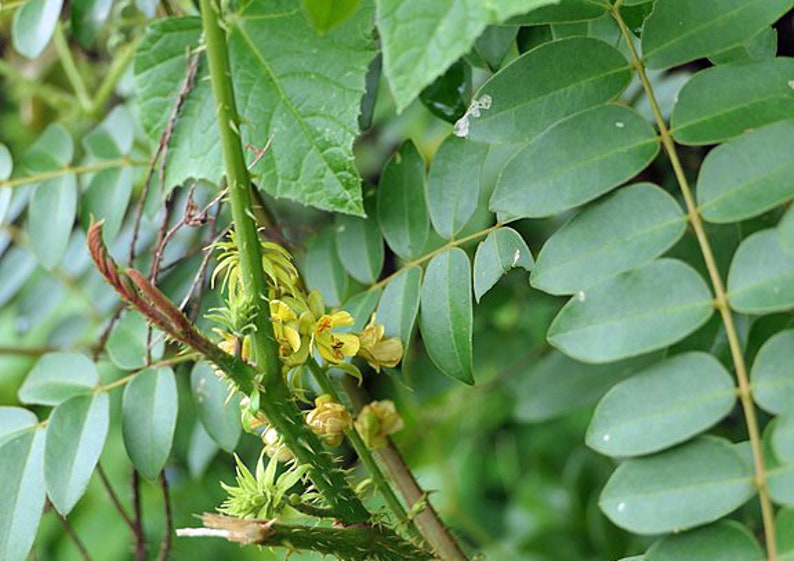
[198,0,372,525]
[90,36,142,117]
[0,158,148,189]
[613,7,777,561]
[53,23,93,113]
[307,362,425,544]
[0,60,76,112]
[369,224,502,292]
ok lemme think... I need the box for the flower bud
[305,394,352,447]
[355,400,404,449]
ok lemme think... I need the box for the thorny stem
[343,377,469,561]
[197,0,377,526]
[199,0,280,385]
[180,514,432,560]
[613,8,777,560]
[306,362,426,546]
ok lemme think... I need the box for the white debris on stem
[453,94,493,138]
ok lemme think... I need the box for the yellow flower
[305,394,352,447]
[216,330,252,362]
[262,427,294,463]
[269,300,302,358]
[240,396,267,432]
[355,400,404,449]
[356,315,403,372]
[312,311,360,364]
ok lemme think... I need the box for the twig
[129,48,200,267]
[96,464,136,533]
[56,511,93,561]
[156,471,174,561]
[132,470,147,561]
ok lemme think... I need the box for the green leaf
[513,351,661,423]
[376,266,422,346]
[20,124,72,171]
[0,428,46,561]
[0,143,12,181]
[419,249,473,384]
[709,26,778,65]
[641,0,793,70]
[27,174,77,270]
[427,137,488,239]
[122,368,178,481]
[727,229,794,314]
[191,362,241,452]
[780,206,794,256]
[304,230,349,308]
[490,104,659,219]
[531,183,687,295]
[338,288,382,334]
[135,7,375,215]
[301,0,361,34]
[0,247,37,308]
[548,259,714,363]
[508,0,608,24]
[778,507,794,555]
[751,329,794,415]
[45,393,110,515]
[599,437,755,535]
[464,37,631,144]
[587,352,736,457]
[187,421,218,479]
[81,167,134,243]
[375,0,559,112]
[18,353,98,406]
[474,25,518,71]
[672,59,794,146]
[645,521,763,561]
[80,108,135,242]
[773,412,794,464]
[377,142,429,259]
[419,59,472,124]
[71,0,114,47]
[703,144,794,247]
[107,311,165,370]
[11,0,63,59]
[335,191,384,284]
[473,227,534,303]
[0,408,38,447]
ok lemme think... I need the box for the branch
[613,6,777,560]
[177,514,432,560]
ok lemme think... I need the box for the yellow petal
[334,333,360,357]
[285,326,301,353]
[329,311,354,327]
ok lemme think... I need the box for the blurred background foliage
[1,2,793,560]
